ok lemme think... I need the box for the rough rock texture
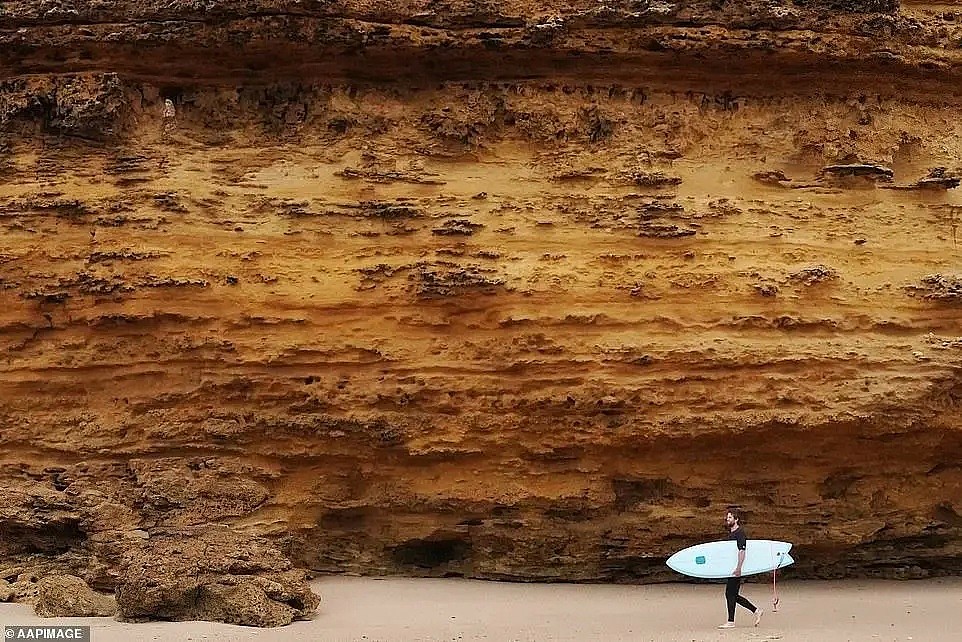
[34,574,117,617]
[1,1,962,621]
[0,578,12,602]
[115,528,319,626]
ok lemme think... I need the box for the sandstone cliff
[1,0,962,623]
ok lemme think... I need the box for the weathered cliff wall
[2,0,962,619]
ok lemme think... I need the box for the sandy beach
[2,577,959,641]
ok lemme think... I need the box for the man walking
[719,509,763,629]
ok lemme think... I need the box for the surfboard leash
[769,541,780,611]
[772,566,779,611]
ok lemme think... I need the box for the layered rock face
[2,1,962,620]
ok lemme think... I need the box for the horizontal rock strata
[0,2,961,623]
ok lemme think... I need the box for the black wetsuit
[726,525,758,621]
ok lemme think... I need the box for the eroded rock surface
[115,528,318,626]
[35,575,117,618]
[1,0,962,625]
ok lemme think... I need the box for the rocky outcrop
[35,575,117,617]
[1,0,962,625]
[115,528,319,626]
[1,0,957,87]
[0,578,13,602]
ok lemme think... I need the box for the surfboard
[666,539,794,579]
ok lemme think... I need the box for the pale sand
[2,577,960,641]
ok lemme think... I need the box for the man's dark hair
[727,507,744,524]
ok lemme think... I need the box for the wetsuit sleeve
[736,529,747,551]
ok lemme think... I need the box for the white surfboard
[666,539,794,579]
